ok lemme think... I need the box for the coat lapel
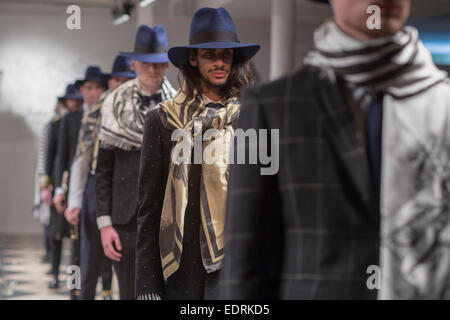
[315,72,376,217]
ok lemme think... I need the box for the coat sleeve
[54,116,70,189]
[135,109,166,298]
[95,146,115,221]
[67,150,91,209]
[219,86,284,299]
[44,121,57,181]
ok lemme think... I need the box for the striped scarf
[158,87,240,280]
[304,20,446,100]
[99,77,176,150]
[305,21,450,299]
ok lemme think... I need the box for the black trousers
[44,225,51,258]
[51,238,62,279]
[79,174,113,300]
[70,236,80,300]
[113,218,136,300]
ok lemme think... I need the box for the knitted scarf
[158,87,240,280]
[305,21,450,299]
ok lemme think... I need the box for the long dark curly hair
[177,48,255,101]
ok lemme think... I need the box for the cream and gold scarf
[158,87,240,280]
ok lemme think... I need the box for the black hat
[76,66,108,88]
[58,84,83,101]
[108,56,136,78]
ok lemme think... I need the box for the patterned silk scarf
[75,93,105,162]
[99,77,176,150]
[158,87,240,280]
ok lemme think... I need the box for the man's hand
[64,207,81,226]
[100,226,122,262]
[40,185,53,206]
[53,194,67,213]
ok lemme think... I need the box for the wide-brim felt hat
[109,55,136,78]
[58,83,83,100]
[76,66,109,88]
[120,25,169,63]
[168,7,260,69]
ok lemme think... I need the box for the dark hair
[177,48,254,101]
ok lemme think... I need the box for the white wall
[0,2,137,235]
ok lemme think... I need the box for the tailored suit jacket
[54,108,83,188]
[219,66,380,300]
[45,117,70,239]
[95,147,141,226]
[45,118,61,184]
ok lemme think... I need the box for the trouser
[112,218,136,300]
[44,225,51,259]
[70,235,80,300]
[51,238,62,279]
[79,173,113,300]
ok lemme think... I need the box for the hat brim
[58,94,83,100]
[76,75,109,87]
[120,52,169,63]
[168,42,260,68]
[109,71,136,78]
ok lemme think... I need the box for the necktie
[365,90,384,192]
[141,93,162,107]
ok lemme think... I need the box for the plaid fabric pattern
[219,66,380,299]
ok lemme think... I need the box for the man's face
[56,101,68,116]
[189,49,234,89]
[64,99,82,112]
[330,0,411,39]
[131,60,168,89]
[108,76,130,91]
[79,81,105,106]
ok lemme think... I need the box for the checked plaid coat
[219,66,380,299]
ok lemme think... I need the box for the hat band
[134,44,168,54]
[189,30,239,45]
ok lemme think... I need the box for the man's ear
[189,50,198,67]
[130,59,138,71]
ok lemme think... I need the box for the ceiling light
[139,0,156,8]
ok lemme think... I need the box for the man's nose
[213,57,225,67]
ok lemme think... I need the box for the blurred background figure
[41,84,83,291]
[65,55,136,300]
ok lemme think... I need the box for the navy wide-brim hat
[76,66,109,88]
[168,7,261,69]
[120,25,169,63]
[109,55,136,78]
[58,83,83,100]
